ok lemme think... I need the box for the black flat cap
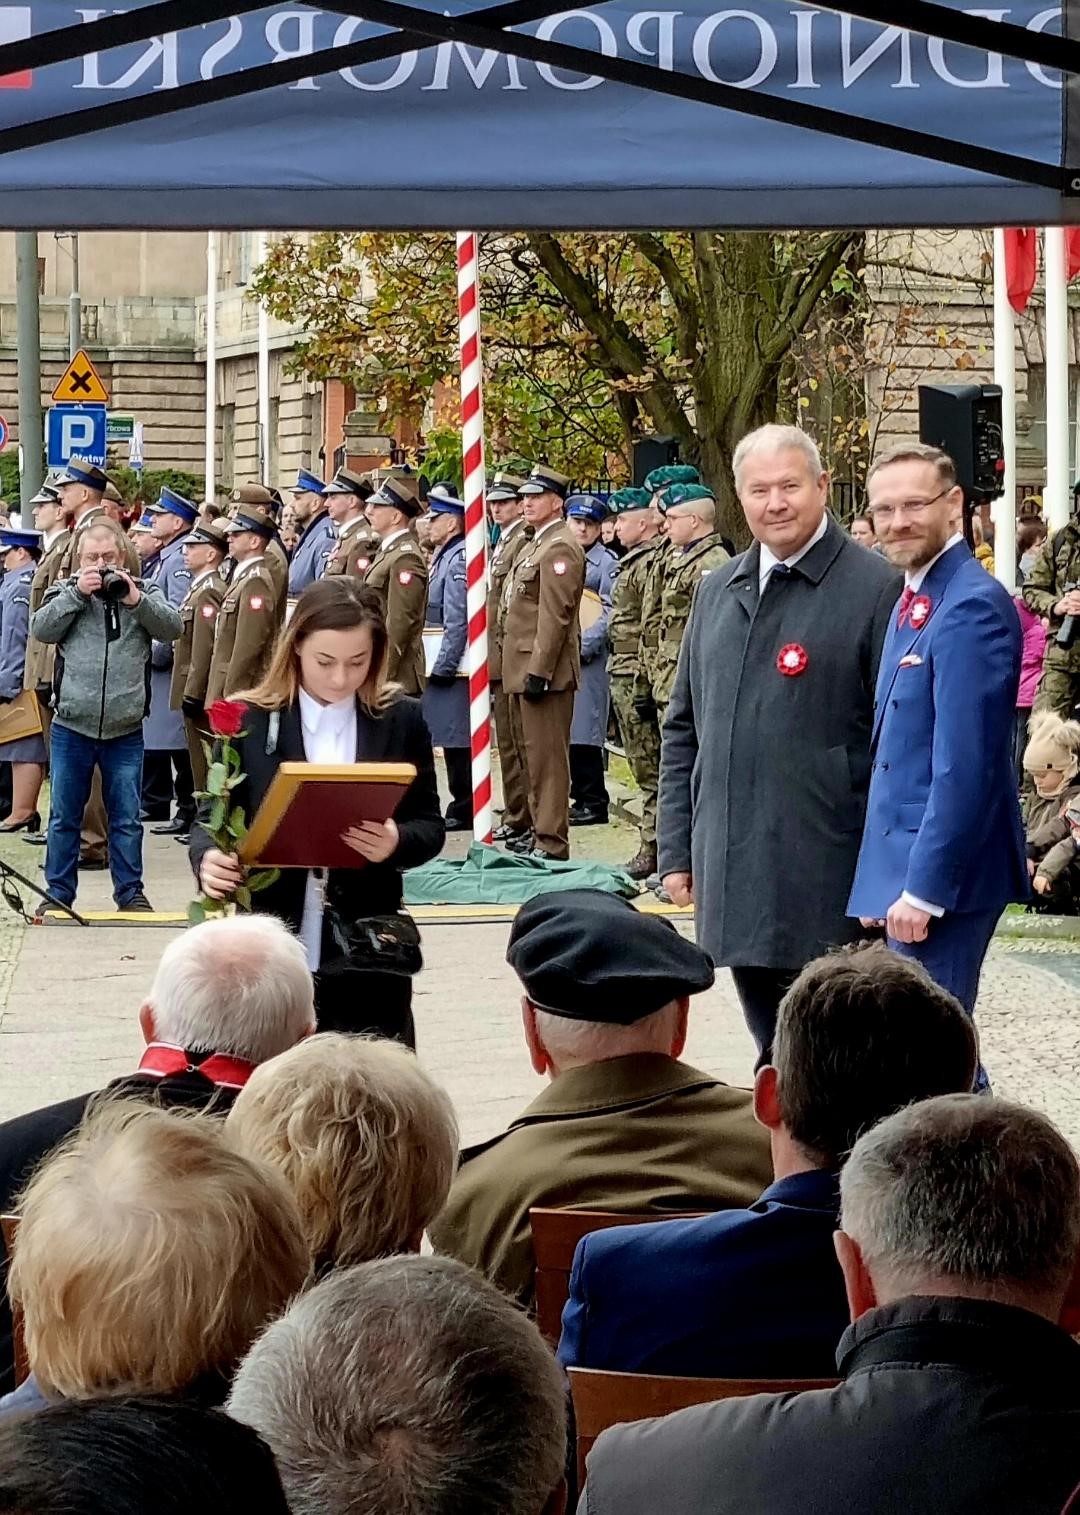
[507,889,714,1023]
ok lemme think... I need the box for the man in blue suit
[558,947,977,1379]
[848,444,1028,1030]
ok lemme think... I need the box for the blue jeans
[45,724,145,907]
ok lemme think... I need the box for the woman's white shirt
[297,687,358,971]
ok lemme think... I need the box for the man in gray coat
[659,424,899,1057]
[33,522,183,913]
[579,1095,1080,1515]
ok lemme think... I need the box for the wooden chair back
[529,1208,709,1346]
[0,1215,27,1388]
[568,1366,839,1488]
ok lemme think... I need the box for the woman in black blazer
[189,578,445,1046]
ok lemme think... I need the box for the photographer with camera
[32,522,183,913]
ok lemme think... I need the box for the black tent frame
[0,0,1073,195]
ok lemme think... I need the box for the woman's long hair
[240,578,398,714]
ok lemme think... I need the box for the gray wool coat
[658,516,900,970]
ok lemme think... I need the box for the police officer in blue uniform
[0,530,47,832]
[421,483,472,830]
[287,468,336,594]
[567,493,618,826]
[142,487,197,835]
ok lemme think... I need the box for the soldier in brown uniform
[501,465,585,862]
[206,510,281,704]
[170,519,230,795]
[52,460,139,869]
[229,486,288,621]
[486,471,533,846]
[322,467,380,578]
[364,475,428,696]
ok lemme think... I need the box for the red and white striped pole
[457,231,493,844]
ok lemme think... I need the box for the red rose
[207,699,248,738]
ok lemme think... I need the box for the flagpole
[1045,226,1071,533]
[204,231,217,502]
[992,228,1017,593]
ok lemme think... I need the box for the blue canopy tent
[0,0,1071,228]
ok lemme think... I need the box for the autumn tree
[253,230,861,542]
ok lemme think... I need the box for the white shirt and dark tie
[297,687,357,971]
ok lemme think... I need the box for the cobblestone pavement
[0,791,1077,1149]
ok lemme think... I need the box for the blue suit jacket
[848,542,1027,919]
[557,1170,847,1379]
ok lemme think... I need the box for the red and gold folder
[238,762,417,870]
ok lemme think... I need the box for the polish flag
[1004,227,1080,313]
[0,8,32,90]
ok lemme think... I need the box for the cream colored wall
[0,231,207,299]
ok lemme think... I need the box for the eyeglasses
[868,488,951,524]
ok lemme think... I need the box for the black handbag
[320,908,423,979]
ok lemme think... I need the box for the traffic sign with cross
[51,349,109,405]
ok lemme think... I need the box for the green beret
[644,463,700,493]
[608,487,652,513]
[659,482,716,514]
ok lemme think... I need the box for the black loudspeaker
[917,383,1005,501]
[633,435,680,487]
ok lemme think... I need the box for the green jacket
[609,537,662,678]
[428,1052,772,1307]
[1023,523,1080,670]
[655,533,731,704]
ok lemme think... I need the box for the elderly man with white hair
[0,913,315,1391]
[581,1095,1080,1515]
[658,423,900,1060]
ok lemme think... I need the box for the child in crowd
[1014,598,1048,784]
[1023,712,1080,911]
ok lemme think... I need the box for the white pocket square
[898,654,923,668]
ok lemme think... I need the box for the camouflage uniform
[653,532,731,710]
[1022,523,1080,718]
[634,538,671,710]
[609,536,663,859]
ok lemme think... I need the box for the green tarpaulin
[403,843,637,905]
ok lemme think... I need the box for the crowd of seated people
[0,889,1077,1515]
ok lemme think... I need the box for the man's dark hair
[771,946,977,1169]
[0,1396,290,1515]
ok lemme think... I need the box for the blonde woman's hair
[9,1102,309,1400]
[240,577,397,714]
[226,1034,459,1271]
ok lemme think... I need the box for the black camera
[1057,581,1080,649]
[95,567,128,601]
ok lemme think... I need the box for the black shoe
[139,809,170,823]
[173,832,191,845]
[150,817,191,836]
[0,811,41,834]
[78,858,109,872]
[493,823,529,842]
[624,849,658,881]
[443,815,470,832]
[504,831,535,854]
[527,847,565,863]
[569,807,609,827]
[120,891,153,912]
[22,832,47,847]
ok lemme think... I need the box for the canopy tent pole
[256,231,270,488]
[204,230,217,502]
[1045,227,1071,533]
[457,231,493,846]
[992,228,1017,593]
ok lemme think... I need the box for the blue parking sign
[47,404,107,468]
